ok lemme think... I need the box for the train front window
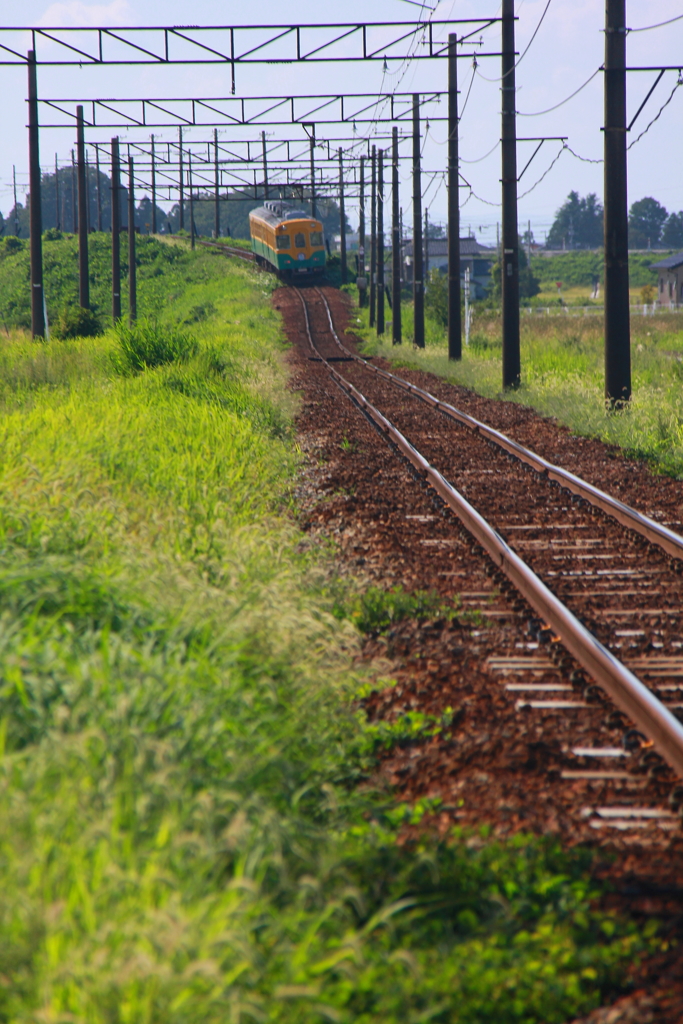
[294,232,306,248]
[309,231,323,247]
[276,234,291,249]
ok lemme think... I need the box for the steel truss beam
[2,21,499,67]
[39,92,458,128]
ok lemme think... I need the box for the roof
[249,203,313,227]
[402,236,494,258]
[650,252,683,270]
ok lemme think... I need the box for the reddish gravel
[277,282,683,1022]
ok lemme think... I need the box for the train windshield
[309,231,323,247]
[276,234,291,249]
[294,232,306,248]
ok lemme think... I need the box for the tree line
[546,190,683,250]
[3,166,345,241]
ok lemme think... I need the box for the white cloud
[38,0,132,27]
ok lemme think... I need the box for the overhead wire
[627,76,683,150]
[628,13,683,32]
[475,0,552,81]
[517,67,602,116]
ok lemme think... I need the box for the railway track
[291,283,683,837]
[197,239,256,263]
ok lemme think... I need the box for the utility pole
[71,150,77,233]
[13,165,19,236]
[151,135,157,234]
[214,129,220,237]
[54,154,60,231]
[262,130,269,201]
[338,147,347,284]
[448,31,462,359]
[604,0,631,405]
[189,151,195,249]
[359,154,366,307]
[128,156,136,324]
[111,137,121,323]
[178,126,184,230]
[85,151,91,233]
[424,208,429,280]
[392,126,402,344]
[309,126,317,218]
[95,145,102,232]
[76,105,89,309]
[370,145,377,328]
[412,93,425,349]
[377,148,385,336]
[501,0,520,388]
[27,50,45,338]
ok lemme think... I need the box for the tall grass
[0,252,653,1021]
[361,302,683,478]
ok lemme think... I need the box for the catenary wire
[628,12,683,32]
[627,77,682,150]
[517,66,601,116]
[475,0,552,81]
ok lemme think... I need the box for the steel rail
[314,288,683,566]
[196,239,255,262]
[295,286,683,779]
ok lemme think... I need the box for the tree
[546,191,603,249]
[661,211,683,250]
[628,196,668,249]
[490,237,540,300]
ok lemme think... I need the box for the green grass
[0,245,658,1020]
[360,300,683,479]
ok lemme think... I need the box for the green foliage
[52,304,103,340]
[629,196,669,249]
[661,211,683,250]
[339,584,459,634]
[0,240,655,1021]
[490,242,540,300]
[547,191,603,250]
[425,268,448,326]
[113,317,198,372]
[530,250,665,289]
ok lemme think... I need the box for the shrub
[52,305,103,340]
[113,318,198,372]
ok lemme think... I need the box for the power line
[461,139,500,164]
[518,143,564,198]
[475,0,552,81]
[564,144,603,164]
[628,12,683,32]
[517,67,601,116]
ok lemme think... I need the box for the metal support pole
[27,50,45,339]
[76,105,89,309]
[392,126,402,344]
[214,128,220,237]
[359,154,366,306]
[369,146,377,328]
[13,165,19,236]
[111,137,121,323]
[128,156,136,324]
[85,151,91,233]
[377,148,385,336]
[55,153,60,231]
[309,127,317,217]
[262,130,269,201]
[151,134,157,233]
[339,147,347,284]
[178,126,184,230]
[424,207,429,280]
[189,152,195,249]
[604,0,631,405]
[412,94,425,349]
[501,0,520,388]
[71,150,77,233]
[448,31,462,360]
[95,145,102,232]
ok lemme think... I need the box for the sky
[1,0,682,248]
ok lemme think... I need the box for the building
[402,235,495,299]
[650,252,683,307]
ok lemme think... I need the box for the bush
[113,317,198,372]
[52,305,103,340]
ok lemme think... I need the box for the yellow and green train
[249,200,326,277]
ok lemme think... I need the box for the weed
[52,304,103,340]
[339,585,460,634]
[113,317,198,372]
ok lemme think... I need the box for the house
[650,252,683,307]
[402,235,495,299]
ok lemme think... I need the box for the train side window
[276,234,291,250]
[309,231,323,247]
[294,232,306,248]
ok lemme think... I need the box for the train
[248,200,326,277]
